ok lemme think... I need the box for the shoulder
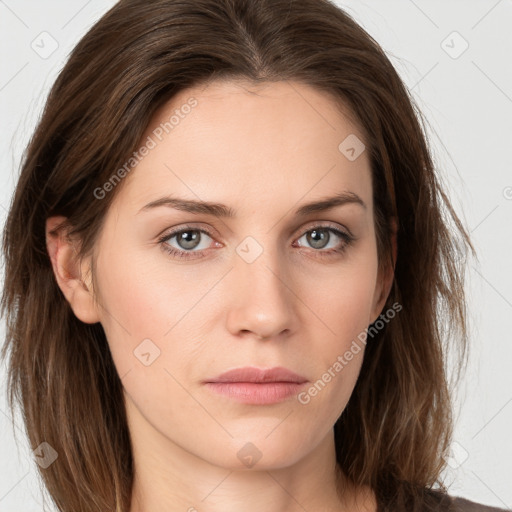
[449,495,511,512]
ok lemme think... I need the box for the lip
[203,366,309,405]
[205,366,308,384]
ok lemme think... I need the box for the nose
[224,242,298,341]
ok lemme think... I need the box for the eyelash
[157,223,355,261]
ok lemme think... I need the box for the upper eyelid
[162,220,352,238]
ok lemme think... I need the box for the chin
[204,435,308,471]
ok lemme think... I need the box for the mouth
[203,366,309,405]
[204,381,307,404]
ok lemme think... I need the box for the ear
[370,217,397,324]
[45,215,101,324]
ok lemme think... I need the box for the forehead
[112,79,372,216]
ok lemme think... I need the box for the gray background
[0,0,511,510]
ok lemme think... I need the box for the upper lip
[205,366,308,384]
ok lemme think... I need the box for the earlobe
[45,215,101,324]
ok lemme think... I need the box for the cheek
[92,246,176,367]
[101,244,223,322]
[298,250,379,408]
[310,249,379,338]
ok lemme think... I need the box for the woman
[1,0,508,511]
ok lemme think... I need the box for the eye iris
[307,229,329,249]
[177,230,200,250]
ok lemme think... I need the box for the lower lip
[204,382,307,405]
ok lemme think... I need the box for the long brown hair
[1,0,475,510]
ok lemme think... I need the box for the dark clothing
[451,495,511,512]
[376,488,511,511]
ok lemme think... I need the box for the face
[59,80,392,470]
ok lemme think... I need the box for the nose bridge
[226,233,296,338]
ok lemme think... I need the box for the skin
[46,79,396,512]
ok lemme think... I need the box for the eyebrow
[137,191,366,217]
